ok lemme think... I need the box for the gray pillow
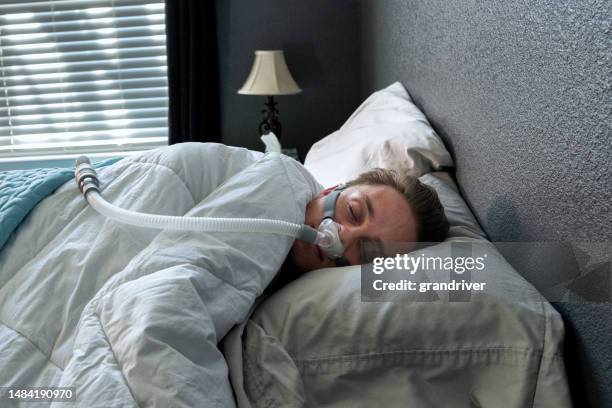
[224,172,571,408]
[420,172,487,240]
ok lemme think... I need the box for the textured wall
[360,0,611,406]
[215,0,361,159]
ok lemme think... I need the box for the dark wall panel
[360,0,611,406]
[216,0,361,158]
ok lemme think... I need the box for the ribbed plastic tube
[86,191,305,238]
[74,155,342,256]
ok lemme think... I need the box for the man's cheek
[306,196,324,227]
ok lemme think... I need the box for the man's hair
[346,168,449,243]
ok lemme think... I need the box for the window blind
[0,0,168,161]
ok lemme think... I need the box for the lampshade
[238,50,302,95]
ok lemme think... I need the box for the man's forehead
[354,184,407,211]
[352,184,417,241]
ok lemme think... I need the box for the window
[0,0,168,162]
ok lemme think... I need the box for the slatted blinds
[0,0,168,161]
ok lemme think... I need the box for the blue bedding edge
[0,157,121,252]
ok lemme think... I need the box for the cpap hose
[74,156,344,257]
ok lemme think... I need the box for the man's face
[289,184,418,272]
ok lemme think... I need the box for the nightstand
[281,147,300,162]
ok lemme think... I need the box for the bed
[0,84,572,406]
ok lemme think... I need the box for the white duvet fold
[0,143,320,407]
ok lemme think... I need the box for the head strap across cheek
[322,184,347,220]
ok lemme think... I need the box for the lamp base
[259,96,282,139]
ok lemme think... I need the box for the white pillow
[304,82,454,187]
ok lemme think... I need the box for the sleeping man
[0,142,448,407]
[288,167,449,273]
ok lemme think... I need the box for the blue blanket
[0,158,120,251]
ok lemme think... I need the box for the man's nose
[338,223,360,252]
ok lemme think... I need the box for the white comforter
[0,143,320,407]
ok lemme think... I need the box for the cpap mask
[317,185,349,266]
[74,156,346,261]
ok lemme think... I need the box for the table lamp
[238,50,301,140]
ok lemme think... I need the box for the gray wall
[359,0,611,406]
[216,0,361,159]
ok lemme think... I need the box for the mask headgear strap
[322,184,347,221]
